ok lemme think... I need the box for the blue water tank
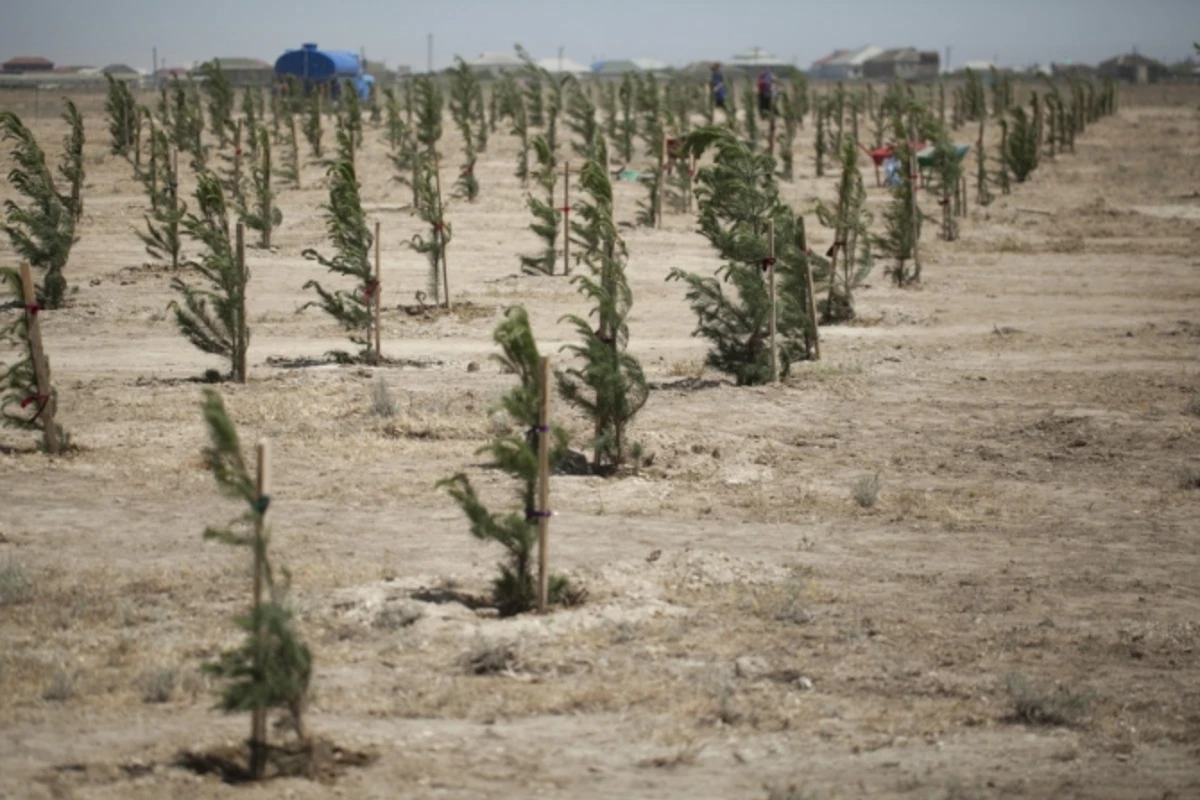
[274,43,361,83]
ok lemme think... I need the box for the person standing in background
[757,67,775,119]
[711,63,727,111]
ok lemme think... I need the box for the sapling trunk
[513,95,531,188]
[406,150,452,304]
[815,99,826,178]
[976,114,993,206]
[618,73,636,162]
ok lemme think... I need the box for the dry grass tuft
[463,638,520,675]
[0,558,33,606]
[137,666,178,703]
[851,473,881,509]
[1004,672,1090,727]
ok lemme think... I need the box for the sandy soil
[1,86,1199,799]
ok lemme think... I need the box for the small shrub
[851,473,881,508]
[1005,671,1090,726]
[371,375,397,418]
[0,558,33,606]
[374,602,422,630]
[1177,465,1200,490]
[138,667,177,703]
[42,667,77,702]
[1185,395,1200,417]
[463,638,519,675]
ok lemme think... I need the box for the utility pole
[558,45,564,74]
[945,46,952,74]
[427,34,433,74]
[152,46,158,89]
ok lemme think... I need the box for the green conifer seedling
[560,151,648,472]
[302,127,380,362]
[512,94,532,187]
[519,136,560,275]
[0,111,76,308]
[171,173,249,382]
[1003,106,1038,183]
[667,127,824,385]
[199,60,235,146]
[815,138,873,322]
[199,390,313,779]
[876,109,922,286]
[303,91,323,158]
[104,73,138,157]
[449,58,481,200]
[406,153,453,305]
[138,132,185,270]
[239,126,281,248]
[58,99,85,218]
[438,306,574,616]
[617,73,636,163]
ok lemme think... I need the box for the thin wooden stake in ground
[235,222,248,383]
[798,217,821,361]
[374,220,382,362]
[767,219,778,384]
[249,439,270,779]
[563,160,571,276]
[18,262,57,455]
[536,356,551,614]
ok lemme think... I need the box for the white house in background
[959,59,998,74]
[591,58,671,76]
[728,46,791,69]
[465,51,524,75]
[810,45,884,80]
[537,56,591,75]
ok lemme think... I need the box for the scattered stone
[467,361,481,372]
[734,655,770,680]
[554,449,591,476]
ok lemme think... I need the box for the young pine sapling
[170,173,250,382]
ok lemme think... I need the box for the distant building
[864,48,922,80]
[537,57,591,76]
[1097,53,1166,84]
[101,63,140,77]
[917,50,940,79]
[727,46,791,74]
[591,58,670,76]
[193,57,274,87]
[3,56,54,73]
[1050,61,1097,80]
[810,46,883,80]
[465,52,524,76]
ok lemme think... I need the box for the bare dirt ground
[1,85,1198,799]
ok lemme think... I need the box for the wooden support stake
[249,440,270,780]
[374,220,382,362]
[18,263,57,455]
[768,95,777,158]
[768,219,778,384]
[562,161,570,276]
[536,356,552,614]
[431,150,451,310]
[798,217,820,361]
[235,223,247,383]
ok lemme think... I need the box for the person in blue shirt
[711,63,727,111]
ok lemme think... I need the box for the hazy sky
[2,0,1197,71]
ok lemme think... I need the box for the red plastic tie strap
[235,148,243,157]
[25,303,40,317]
[433,222,445,232]
[20,394,49,422]
[761,256,777,272]
[558,206,571,213]
[362,279,380,301]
